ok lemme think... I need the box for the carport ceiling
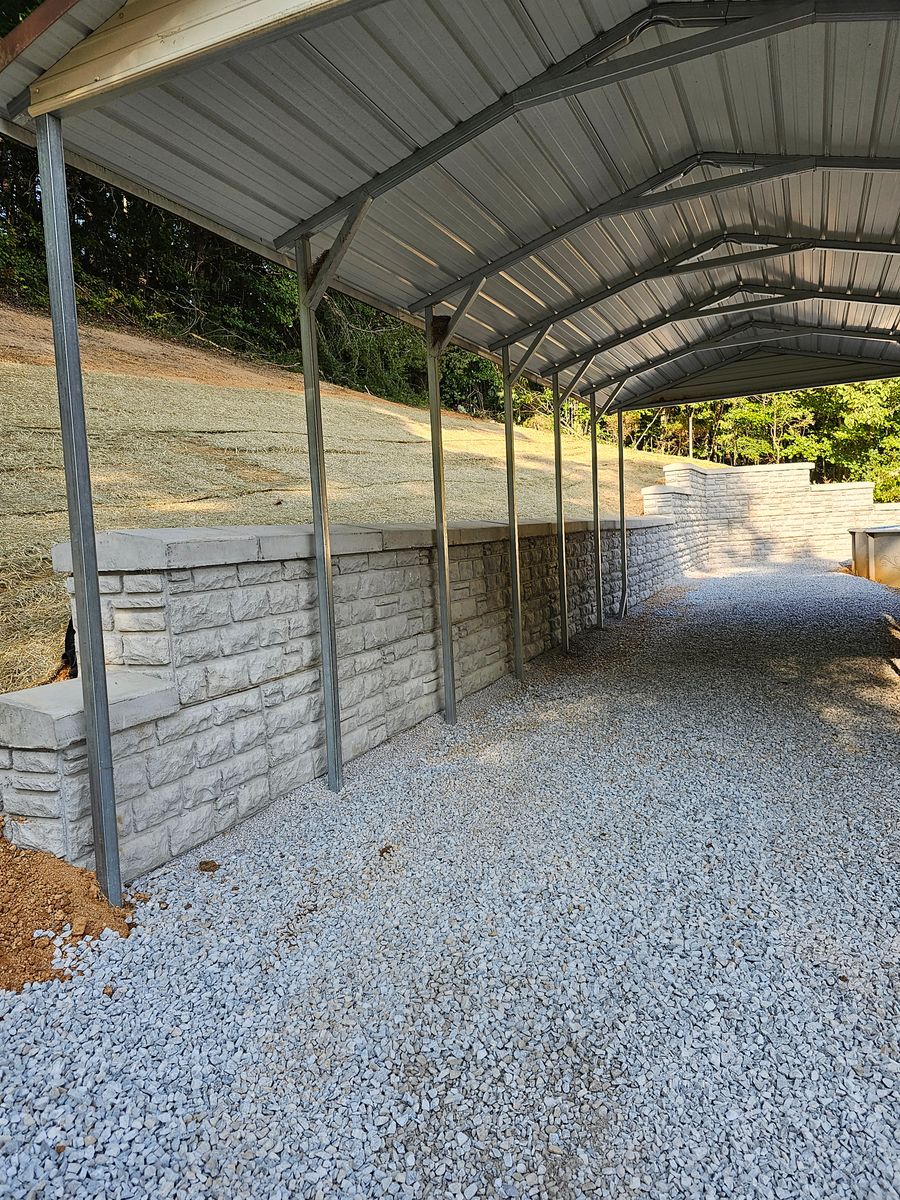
[3,0,900,408]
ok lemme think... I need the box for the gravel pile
[1,565,898,1199]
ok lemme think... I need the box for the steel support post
[296,237,343,790]
[501,347,525,681]
[589,391,604,630]
[35,114,122,904]
[616,410,628,619]
[425,307,457,723]
[552,373,569,653]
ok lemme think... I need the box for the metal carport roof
[4,0,900,406]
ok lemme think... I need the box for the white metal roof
[3,0,900,409]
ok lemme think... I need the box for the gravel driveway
[2,565,898,1200]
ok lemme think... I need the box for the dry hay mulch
[0,836,130,993]
[0,305,710,694]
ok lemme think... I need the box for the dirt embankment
[0,304,704,692]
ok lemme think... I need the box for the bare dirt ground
[0,835,130,992]
[1,304,704,692]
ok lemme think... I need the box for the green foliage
[316,293,428,407]
[0,2,39,38]
[626,377,900,500]
[0,141,47,304]
[0,136,491,411]
[439,348,502,416]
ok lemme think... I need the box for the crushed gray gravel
[2,564,899,1200]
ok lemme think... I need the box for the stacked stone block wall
[0,519,680,879]
[7,459,894,880]
[642,462,900,569]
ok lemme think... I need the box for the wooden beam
[28,0,387,117]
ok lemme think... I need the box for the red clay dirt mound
[0,836,130,992]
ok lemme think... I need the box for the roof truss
[412,154,900,313]
[582,321,900,399]
[548,282,900,378]
[614,342,900,411]
[491,233,900,352]
[273,0,900,248]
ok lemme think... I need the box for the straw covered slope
[1,304,702,692]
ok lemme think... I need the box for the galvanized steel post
[552,373,569,653]
[35,114,122,905]
[617,409,628,619]
[589,391,603,630]
[425,307,457,723]
[501,347,524,681]
[296,237,343,791]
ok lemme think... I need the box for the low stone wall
[0,518,680,879]
[9,460,885,879]
[642,462,900,569]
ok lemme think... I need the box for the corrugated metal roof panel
[4,0,900,400]
[626,346,900,408]
[0,1,123,110]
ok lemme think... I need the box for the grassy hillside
[1,305,711,692]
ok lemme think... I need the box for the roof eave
[0,0,85,75]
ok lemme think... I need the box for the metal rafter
[613,341,900,412]
[431,277,487,356]
[508,327,551,387]
[617,349,761,410]
[559,356,595,404]
[305,197,371,310]
[546,282,900,379]
[580,321,900,399]
[273,1,899,248]
[490,233,900,353]
[411,155,900,313]
[273,4,757,246]
[547,284,747,377]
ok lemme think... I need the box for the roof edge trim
[27,0,390,118]
[0,0,88,75]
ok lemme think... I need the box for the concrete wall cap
[810,482,874,492]
[53,520,620,571]
[598,515,676,529]
[52,525,392,572]
[380,526,435,550]
[0,671,179,750]
[448,522,508,546]
[664,461,813,477]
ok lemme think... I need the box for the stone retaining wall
[7,461,890,880]
[0,518,680,879]
[642,462,900,569]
